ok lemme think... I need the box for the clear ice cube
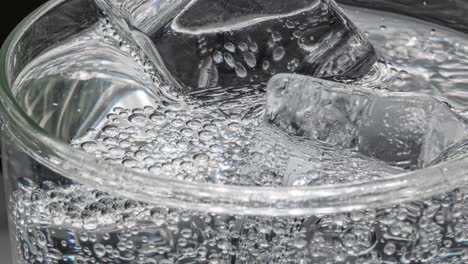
[429,139,468,166]
[98,0,377,91]
[243,126,403,187]
[266,74,467,168]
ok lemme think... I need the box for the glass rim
[1,0,467,216]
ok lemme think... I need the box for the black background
[1,1,48,43]
[1,1,48,262]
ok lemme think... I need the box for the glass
[1,0,468,263]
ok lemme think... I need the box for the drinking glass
[1,0,468,263]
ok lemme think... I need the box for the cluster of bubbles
[70,95,402,187]
[70,101,261,186]
[200,28,290,81]
[10,178,468,263]
[99,17,159,83]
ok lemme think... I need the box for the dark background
[1,1,48,262]
[0,1,48,42]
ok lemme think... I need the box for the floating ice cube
[243,126,403,187]
[98,0,376,91]
[266,74,467,168]
[429,139,468,166]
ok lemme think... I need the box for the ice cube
[99,0,376,91]
[243,126,403,187]
[266,74,467,168]
[428,139,468,166]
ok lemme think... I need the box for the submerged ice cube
[358,95,467,168]
[266,74,468,168]
[98,0,376,91]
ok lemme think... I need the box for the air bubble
[93,243,106,258]
[129,113,147,126]
[243,52,257,68]
[235,63,248,78]
[223,52,236,68]
[383,242,396,255]
[224,42,236,53]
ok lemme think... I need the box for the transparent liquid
[9,6,468,264]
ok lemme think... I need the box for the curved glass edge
[337,0,468,34]
[0,0,467,216]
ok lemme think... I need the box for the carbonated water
[8,2,468,263]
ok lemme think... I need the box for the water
[8,3,468,264]
[9,179,468,263]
